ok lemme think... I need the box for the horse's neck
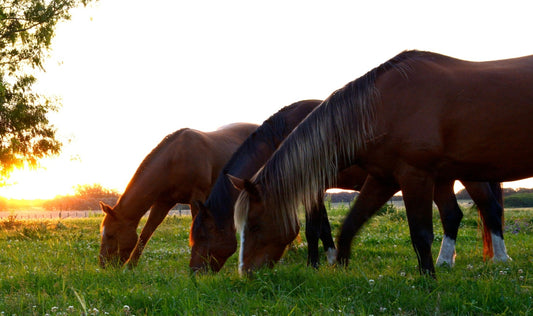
[117,161,167,221]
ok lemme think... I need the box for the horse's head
[99,202,138,268]
[189,201,237,273]
[230,175,299,275]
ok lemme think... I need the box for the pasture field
[0,206,532,315]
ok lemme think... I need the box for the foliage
[43,183,119,211]
[0,208,532,314]
[0,0,96,180]
[504,192,533,208]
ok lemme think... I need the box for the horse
[189,100,338,272]
[190,101,504,272]
[98,122,258,268]
[233,50,530,276]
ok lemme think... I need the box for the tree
[0,0,96,180]
[43,184,119,211]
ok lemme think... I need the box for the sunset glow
[2,0,533,201]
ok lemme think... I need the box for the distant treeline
[0,184,120,212]
[0,184,191,212]
[326,187,533,206]
[3,185,533,212]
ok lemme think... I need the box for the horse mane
[207,100,321,227]
[235,50,423,237]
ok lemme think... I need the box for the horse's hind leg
[463,181,509,262]
[337,176,398,267]
[126,200,175,268]
[433,180,463,267]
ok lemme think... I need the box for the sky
[2,0,533,200]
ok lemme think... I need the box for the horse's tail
[480,182,503,260]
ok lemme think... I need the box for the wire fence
[0,209,191,220]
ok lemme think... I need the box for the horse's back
[372,51,533,182]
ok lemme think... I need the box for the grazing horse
[190,101,504,272]
[190,100,339,272]
[233,50,528,276]
[98,122,258,268]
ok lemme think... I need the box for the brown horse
[233,50,529,276]
[190,101,504,272]
[98,122,258,268]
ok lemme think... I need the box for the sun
[0,159,77,200]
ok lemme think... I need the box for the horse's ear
[243,180,261,201]
[100,201,117,217]
[227,174,246,191]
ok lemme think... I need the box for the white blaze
[238,223,246,275]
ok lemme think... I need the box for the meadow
[0,205,532,315]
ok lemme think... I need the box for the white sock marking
[326,248,337,265]
[492,233,511,262]
[436,236,456,267]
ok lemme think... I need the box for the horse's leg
[305,205,321,268]
[317,195,337,265]
[305,194,336,268]
[337,176,398,267]
[399,169,436,277]
[463,181,509,262]
[434,180,463,267]
[126,200,175,268]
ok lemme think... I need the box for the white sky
[2,0,533,199]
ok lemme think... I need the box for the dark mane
[235,51,421,236]
[205,100,321,226]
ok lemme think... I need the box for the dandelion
[368,279,375,286]
[467,264,474,270]
[518,269,524,274]
[378,274,383,279]
[500,270,507,275]
[123,305,131,313]
[520,276,525,281]
[379,307,387,312]
[400,271,406,277]
[66,306,75,313]
[51,306,59,313]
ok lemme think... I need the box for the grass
[0,206,532,315]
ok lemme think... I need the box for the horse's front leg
[399,169,436,277]
[126,200,175,268]
[336,175,398,267]
[433,180,463,267]
[317,195,337,265]
[305,194,336,268]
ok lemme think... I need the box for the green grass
[0,207,532,315]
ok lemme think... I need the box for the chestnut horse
[233,50,529,276]
[190,101,504,272]
[98,122,258,268]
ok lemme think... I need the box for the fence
[0,209,191,220]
